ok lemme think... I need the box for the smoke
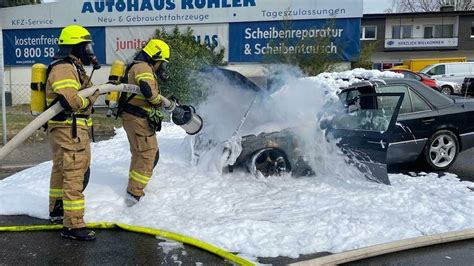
[190,65,401,184]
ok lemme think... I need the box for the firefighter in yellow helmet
[47,25,101,241]
[118,39,170,206]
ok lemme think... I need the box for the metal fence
[0,83,108,144]
[4,83,108,106]
[6,83,30,105]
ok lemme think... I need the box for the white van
[420,62,474,84]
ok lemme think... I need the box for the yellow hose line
[0,222,255,266]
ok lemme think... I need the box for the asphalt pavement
[0,141,473,264]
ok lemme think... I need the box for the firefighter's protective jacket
[126,61,161,112]
[46,56,93,129]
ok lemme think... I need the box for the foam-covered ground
[0,69,473,260]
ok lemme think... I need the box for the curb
[290,228,474,266]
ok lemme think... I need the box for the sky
[364,0,392,14]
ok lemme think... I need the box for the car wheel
[247,148,290,177]
[423,130,459,170]
[440,86,453,95]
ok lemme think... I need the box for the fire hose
[0,83,203,161]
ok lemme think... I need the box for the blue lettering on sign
[81,0,255,13]
[2,27,106,66]
[228,18,361,62]
[194,34,219,47]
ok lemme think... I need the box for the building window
[361,26,377,40]
[435,25,453,38]
[424,25,454,38]
[471,22,474,37]
[392,25,412,39]
[424,26,434,38]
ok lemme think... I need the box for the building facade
[0,0,363,105]
[362,10,474,70]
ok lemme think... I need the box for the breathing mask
[73,42,101,69]
[155,61,169,81]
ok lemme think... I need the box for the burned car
[231,77,474,181]
[195,67,474,184]
[194,67,408,184]
[228,82,403,185]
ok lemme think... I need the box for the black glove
[172,106,185,122]
[148,108,164,132]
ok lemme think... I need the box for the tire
[247,148,290,177]
[423,130,459,170]
[440,86,453,95]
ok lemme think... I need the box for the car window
[331,94,400,132]
[410,90,431,112]
[420,64,435,73]
[376,85,412,114]
[427,65,446,76]
[346,90,361,102]
[402,71,421,81]
[417,72,432,79]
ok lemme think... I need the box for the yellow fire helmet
[143,39,170,62]
[58,25,92,45]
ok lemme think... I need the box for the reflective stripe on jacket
[126,62,161,113]
[46,56,93,129]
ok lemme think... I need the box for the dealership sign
[0,0,363,29]
[106,24,228,64]
[229,18,360,62]
[0,0,363,65]
[2,27,106,65]
[385,38,459,49]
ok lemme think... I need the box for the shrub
[152,27,226,104]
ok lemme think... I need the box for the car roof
[342,78,453,108]
[428,62,474,66]
[199,66,262,92]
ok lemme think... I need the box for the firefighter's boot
[60,227,96,241]
[125,191,141,207]
[49,200,64,223]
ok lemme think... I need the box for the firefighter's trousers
[49,126,91,229]
[122,112,159,197]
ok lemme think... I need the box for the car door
[376,83,439,164]
[327,90,404,185]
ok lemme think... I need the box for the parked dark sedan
[340,78,474,169]
[229,78,474,182]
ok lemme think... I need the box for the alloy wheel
[440,86,452,95]
[429,134,457,168]
[249,149,289,177]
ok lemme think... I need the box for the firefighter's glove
[148,108,164,132]
[172,106,186,123]
[82,89,100,113]
[87,89,101,107]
